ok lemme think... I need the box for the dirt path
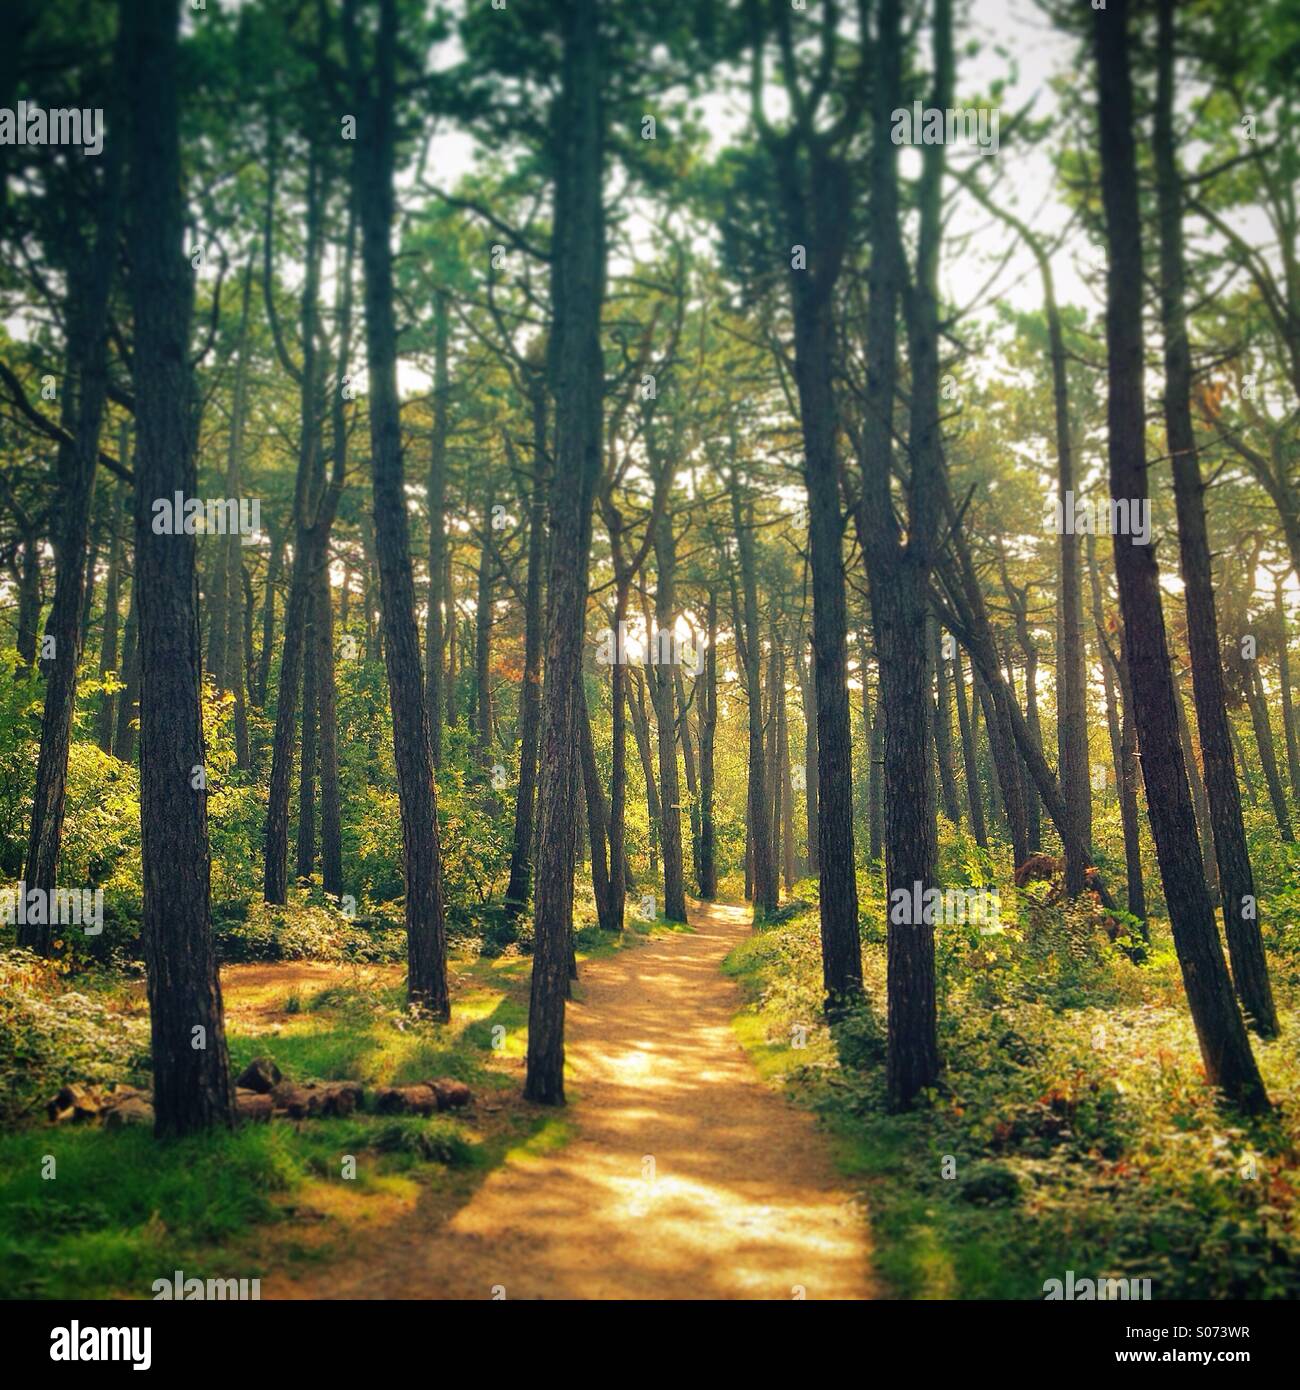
[272,902,874,1300]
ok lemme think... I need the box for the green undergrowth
[725,895,1300,1300]
[0,934,585,1299]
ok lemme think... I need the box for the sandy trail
[272,901,874,1300]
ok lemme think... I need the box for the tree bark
[425,287,449,766]
[524,0,605,1105]
[1092,0,1267,1112]
[952,645,987,847]
[503,421,548,920]
[346,0,449,1015]
[859,0,940,1105]
[95,478,126,754]
[929,612,961,824]
[126,0,233,1135]
[728,474,777,916]
[1153,0,1276,1033]
[1246,660,1294,841]
[698,586,718,899]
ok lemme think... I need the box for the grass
[0,913,676,1299]
[0,941,585,1299]
[724,893,1300,1300]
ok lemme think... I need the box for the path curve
[274,901,874,1300]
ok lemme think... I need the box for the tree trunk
[777,639,796,891]
[930,613,961,824]
[1230,719,1257,807]
[1274,582,1300,803]
[425,287,449,766]
[1174,669,1220,897]
[1087,529,1145,923]
[800,630,820,875]
[728,476,778,916]
[95,479,126,754]
[698,586,718,899]
[503,440,547,920]
[524,0,604,1105]
[1246,661,1294,841]
[114,584,140,763]
[952,646,987,847]
[785,193,861,1001]
[296,569,319,881]
[347,0,449,1015]
[1153,0,1276,1033]
[474,490,495,763]
[20,71,123,953]
[860,0,941,1105]
[578,679,615,930]
[126,0,233,1135]
[629,667,661,873]
[254,524,283,708]
[1092,0,1267,1112]
[674,663,703,893]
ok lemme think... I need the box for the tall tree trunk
[578,679,615,930]
[1246,661,1294,841]
[604,582,631,925]
[1174,669,1220,897]
[524,0,604,1104]
[728,476,778,916]
[316,562,343,896]
[860,0,941,1105]
[1092,0,1266,1112]
[930,613,961,824]
[95,478,126,754]
[952,646,987,847]
[14,528,41,672]
[20,65,123,953]
[254,524,283,707]
[114,583,140,763]
[1087,529,1145,923]
[474,493,495,764]
[674,663,702,893]
[800,630,820,875]
[296,572,319,881]
[425,287,449,766]
[126,0,233,1134]
[346,0,449,1014]
[79,518,100,656]
[206,259,254,691]
[785,194,861,1001]
[777,639,796,891]
[1274,581,1300,803]
[629,668,661,873]
[1153,0,1276,1034]
[229,555,251,771]
[504,443,547,920]
[698,586,718,899]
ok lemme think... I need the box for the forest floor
[265,900,875,1300]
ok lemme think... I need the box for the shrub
[0,949,150,1123]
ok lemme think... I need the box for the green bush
[0,949,150,1123]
